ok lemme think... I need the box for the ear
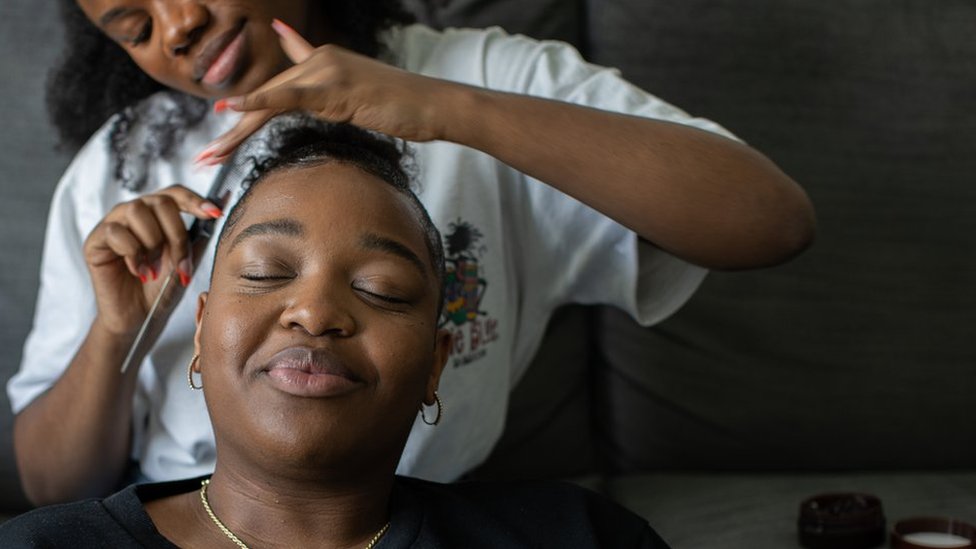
[425,329,451,405]
[193,291,209,362]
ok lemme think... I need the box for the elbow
[722,183,817,271]
[15,455,89,509]
[15,446,61,508]
[14,424,65,508]
[762,190,817,266]
[13,414,119,507]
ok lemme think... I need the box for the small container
[798,492,886,549]
[891,517,976,549]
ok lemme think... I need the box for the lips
[262,347,365,398]
[193,19,248,87]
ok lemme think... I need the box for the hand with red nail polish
[200,19,460,160]
[83,184,219,338]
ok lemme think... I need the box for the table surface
[610,471,976,549]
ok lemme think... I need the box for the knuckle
[124,200,151,221]
[155,194,179,210]
[316,43,339,58]
[100,221,125,237]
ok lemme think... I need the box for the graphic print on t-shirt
[439,219,498,368]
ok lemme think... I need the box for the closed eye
[130,20,153,45]
[354,287,414,312]
[358,289,408,304]
[241,273,292,281]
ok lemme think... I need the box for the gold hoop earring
[420,391,443,426]
[187,355,203,391]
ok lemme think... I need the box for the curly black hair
[47,0,419,151]
[216,117,446,314]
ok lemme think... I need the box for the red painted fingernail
[196,152,226,167]
[178,257,193,287]
[205,154,227,166]
[201,202,223,218]
[214,97,243,113]
[138,265,151,284]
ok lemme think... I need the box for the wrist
[431,82,497,147]
[91,314,141,344]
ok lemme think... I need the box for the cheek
[369,321,437,399]
[201,297,265,377]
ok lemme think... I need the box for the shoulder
[384,24,582,87]
[0,480,194,548]
[395,476,670,548]
[0,497,130,547]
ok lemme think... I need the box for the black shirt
[0,476,671,548]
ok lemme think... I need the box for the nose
[155,1,209,57]
[278,279,357,337]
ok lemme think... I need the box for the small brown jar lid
[798,493,886,549]
[891,517,976,549]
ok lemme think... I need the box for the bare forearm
[14,319,139,505]
[443,87,816,269]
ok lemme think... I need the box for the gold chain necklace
[200,479,391,549]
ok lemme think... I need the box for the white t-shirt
[10,25,725,482]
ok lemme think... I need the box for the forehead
[227,162,428,253]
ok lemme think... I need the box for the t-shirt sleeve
[478,27,738,140]
[477,27,713,325]
[506,180,706,327]
[7,133,113,414]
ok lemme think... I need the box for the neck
[201,466,394,549]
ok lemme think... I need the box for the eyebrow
[227,219,304,252]
[360,233,428,280]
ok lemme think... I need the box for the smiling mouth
[194,19,248,88]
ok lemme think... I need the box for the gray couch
[1,1,974,547]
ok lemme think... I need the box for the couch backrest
[0,1,72,512]
[423,0,976,474]
[588,0,976,471]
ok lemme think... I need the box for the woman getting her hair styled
[0,121,671,548]
[11,0,815,506]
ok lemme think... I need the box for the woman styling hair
[0,121,673,548]
[10,0,816,506]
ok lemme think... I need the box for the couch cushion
[589,0,976,470]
